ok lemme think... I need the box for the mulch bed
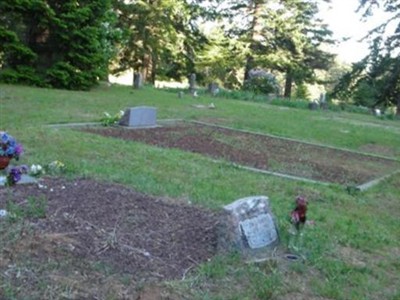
[0,177,219,282]
[82,122,400,185]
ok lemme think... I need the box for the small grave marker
[0,174,38,186]
[189,73,196,94]
[133,72,142,89]
[119,106,157,128]
[218,195,279,259]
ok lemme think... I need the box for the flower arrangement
[101,110,124,126]
[47,160,66,174]
[0,131,23,160]
[30,164,45,177]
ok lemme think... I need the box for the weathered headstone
[133,72,142,89]
[119,106,157,128]
[218,196,279,259]
[319,93,328,109]
[189,73,196,94]
[308,101,319,110]
[208,82,219,96]
[178,91,184,99]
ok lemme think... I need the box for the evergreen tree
[221,0,334,97]
[0,0,115,90]
[332,0,400,114]
[111,0,211,85]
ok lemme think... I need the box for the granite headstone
[119,106,157,128]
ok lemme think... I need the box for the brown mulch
[82,122,400,185]
[0,177,218,283]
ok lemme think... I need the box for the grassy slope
[0,83,399,299]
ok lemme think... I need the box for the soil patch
[0,177,218,283]
[82,122,400,185]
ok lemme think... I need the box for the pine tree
[0,0,115,90]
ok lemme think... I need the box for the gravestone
[119,106,157,128]
[373,108,381,116]
[133,72,142,89]
[0,174,37,186]
[208,82,219,96]
[308,101,319,110]
[218,196,279,260]
[319,93,328,109]
[189,73,196,94]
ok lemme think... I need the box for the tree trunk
[243,0,265,84]
[397,95,400,116]
[150,54,157,85]
[284,72,293,99]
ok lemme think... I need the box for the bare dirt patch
[82,122,400,185]
[0,177,218,286]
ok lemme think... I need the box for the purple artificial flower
[15,144,23,159]
[6,165,28,186]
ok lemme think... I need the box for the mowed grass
[0,83,400,299]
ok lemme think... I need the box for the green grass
[0,83,400,299]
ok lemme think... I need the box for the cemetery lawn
[0,83,400,299]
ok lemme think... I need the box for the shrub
[243,69,280,95]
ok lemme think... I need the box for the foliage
[0,131,23,160]
[332,0,400,114]
[195,24,247,89]
[0,0,116,90]
[331,37,400,113]
[243,69,280,94]
[111,0,211,84]
[222,0,335,97]
[293,83,311,100]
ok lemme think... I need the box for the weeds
[6,196,47,222]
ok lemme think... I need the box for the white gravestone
[119,106,157,128]
[218,196,279,259]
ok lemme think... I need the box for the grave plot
[82,122,400,186]
[0,177,218,284]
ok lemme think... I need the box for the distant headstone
[208,82,219,96]
[218,196,279,259]
[133,72,142,89]
[373,108,381,116]
[189,73,196,94]
[319,93,326,103]
[308,101,319,110]
[178,91,184,99]
[319,93,328,109]
[119,106,157,128]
